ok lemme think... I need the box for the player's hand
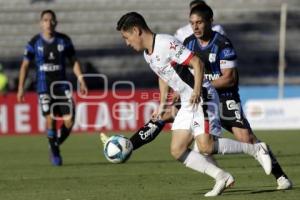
[189,90,201,109]
[151,105,165,121]
[79,81,88,96]
[17,89,25,102]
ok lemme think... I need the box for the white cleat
[204,172,235,197]
[99,132,109,146]
[254,142,272,175]
[277,176,293,190]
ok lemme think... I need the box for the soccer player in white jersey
[116,12,272,197]
[174,0,226,42]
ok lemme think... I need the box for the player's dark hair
[190,3,213,22]
[40,9,57,21]
[189,0,207,8]
[116,12,150,31]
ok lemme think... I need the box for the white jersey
[144,34,221,136]
[144,34,211,107]
[174,24,226,43]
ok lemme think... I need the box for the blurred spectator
[0,63,8,95]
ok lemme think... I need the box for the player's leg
[39,93,62,166]
[58,113,74,145]
[129,105,178,150]
[100,105,178,150]
[171,130,234,197]
[232,127,292,189]
[129,119,165,150]
[100,119,166,149]
[221,99,292,189]
[193,101,272,175]
[172,108,234,197]
[57,93,75,145]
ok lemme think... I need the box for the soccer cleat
[51,154,63,166]
[100,132,109,146]
[49,147,63,166]
[277,176,293,190]
[204,172,235,197]
[254,142,272,175]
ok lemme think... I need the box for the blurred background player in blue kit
[174,0,226,42]
[17,10,88,166]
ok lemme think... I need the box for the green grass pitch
[0,131,299,200]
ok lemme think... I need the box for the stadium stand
[0,0,299,90]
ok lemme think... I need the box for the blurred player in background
[112,12,273,197]
[174,0,226,42]
[17,10,88,166]
[183,3,292,190]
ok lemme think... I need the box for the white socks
[178,149,224,179]
[215,138,257,156]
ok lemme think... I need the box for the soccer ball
[103,135,133,164]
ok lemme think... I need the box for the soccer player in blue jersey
[17,10,88,166]
[182,3,292,189]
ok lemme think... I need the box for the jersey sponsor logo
[209,53,216,63]
[39,64,61,72]
[204,73,220,81]
[226,100,239,110]
[138,122,158,140]
[57,44,64,52]
[175,46,186,59]
[169,41,178,50]
[222,48,235,59]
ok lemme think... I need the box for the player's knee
[64,117,74,129]
[197,141,214,155]
[170,144,187,160]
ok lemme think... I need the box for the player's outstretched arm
[73,61,88,95]
[17,60,30,102]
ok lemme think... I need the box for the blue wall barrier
[239,85,300,105]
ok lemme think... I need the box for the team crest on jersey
[169,41,178,50]
[48,52,55,60]
[209,53,216,63]
[57,44,64,52]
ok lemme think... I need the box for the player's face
[120,28,143,51]
[189,14,211,39]
[40,13,57,34]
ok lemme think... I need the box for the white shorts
[171,101,222,138]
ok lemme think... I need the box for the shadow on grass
[64,159,175,167]
[193,184,297,196]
